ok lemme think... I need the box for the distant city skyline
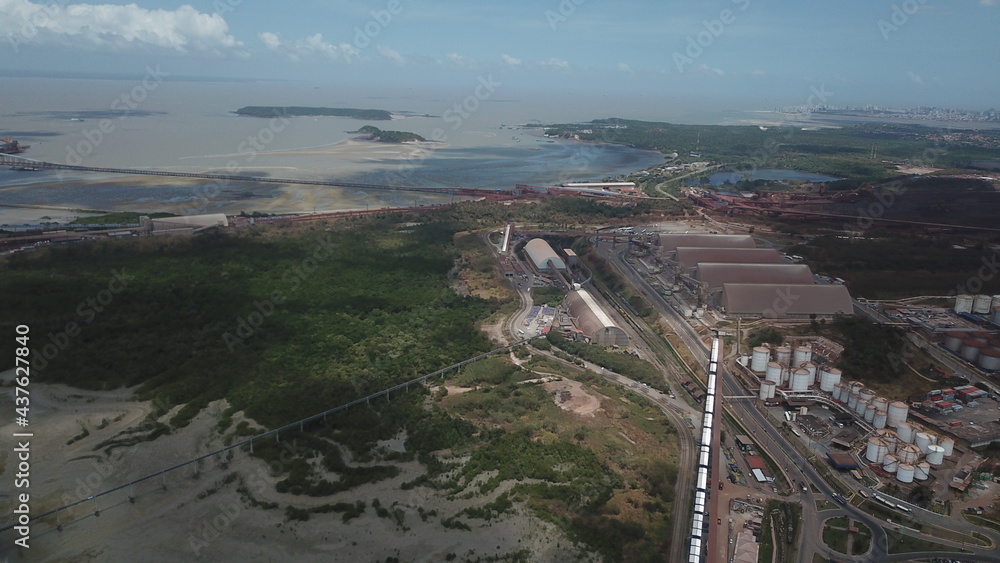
[1,0,998,112]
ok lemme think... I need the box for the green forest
[1,218,501,428]
[356,125,426,143]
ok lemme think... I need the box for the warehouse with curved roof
[720,283,853,318]
[564,288,629,346]
[659,234,756,252]
[674,247,783,269]
[524,238,566,271]
[695,263,815,291]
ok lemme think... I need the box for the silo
[939,437,955,457]
[847,391,860,411]
[865,437,889,463]
[992,295,1000,310]
[898,443,920,465]
[915,432,932,453]
[978,348,1000,371]
[855,398,869,416]
[961,339,986,363]
[751,346,770,372]
[926,445,945,465]
[859,388,874,402]
[974,295,993,315]
[790,368,812,392]
[882,454,899,473]
[896,463,915,483]
[801,362,817,383]
[871,397,889,413]
[765,362,783,383]
[775,345,792,367]
[759,380,777,401]
[864,404,876,423]
[850,381,864,395]
[881,429,898,451]
[792,345,812,365]
[914,462,930,481]
[993,306,1000,327]
[833,382,846,401]
[971,331,992,343]
[873,410,888,429]
[895,421,914,443]
[954,294,974,314]
[944,332,967,352]
[887,401,909,428]
[819,367,842,392]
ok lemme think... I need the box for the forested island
[234,106,393,120]
[355,125,425,143]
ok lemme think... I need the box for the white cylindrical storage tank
[866,438,889,464]
[790,368,811,392]
[887,401,909,428]
[896,463,915,483]
[945,331,967,352]
[855,398,869,416]
[940,437,955,457]
[850,381,864,395]
[801,362,817,383]
[971,331,991,343]
[898,443,920,465]
[882,454,899,473]
[978,348,1000,371]
[871,397,889,413]
[833,382,847,402]
[955,294,974,314]
[993,306,1000,327]
[751,346,770,372]
[896,421,914,443]
[962,339,986,363]
[819,367,842,392]
[848,391,860,410]
[914,462,930,481]
[775,345,792,366]
[759,380,777,400]
[915,432,932,453]
[992,295,1000,310]
[874,409,888,429]
[864,404,876,423]
[882,429,898,451]
[765,361,783,383]
[859,388,874,402]
[926,445,945,465]
[792,345,812,366]
[974,294,993,314]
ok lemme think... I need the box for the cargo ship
[1,137,29,154]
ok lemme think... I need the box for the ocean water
[0,76,696,218]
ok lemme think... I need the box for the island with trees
[355,125,426,143]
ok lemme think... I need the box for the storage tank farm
[914,462,931,481]
[882,454,899,473]
[954,294,974,314]
[750,346,770,372]
[759,380,776,400]
[897,463,915,483]
[974,294,993,314]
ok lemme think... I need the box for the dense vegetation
[234,106,392,120]
[1,218,500,428]
[356,125,425,143]
[788,235,1000,298]
[546,331,666,392]
[70,211,175,225]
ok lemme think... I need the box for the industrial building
[720,283,853,318]
[142,213,228,236]
[673,247,783,270]
[694,263,815,292]
[564,288,629,346]
[523,238,566,272]
[659,234,755,252]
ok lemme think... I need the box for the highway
[601,237,1000,562]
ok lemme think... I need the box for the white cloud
[906,70,924,85]
[377,44,405,65]
[446,52,479,68]
[539,57,570,70]
[501,53,522,66]
[0,0,240,52]
[981,0,996,6]
[259,31,358,61]
[698,63,724,76]
[617,62,632,73]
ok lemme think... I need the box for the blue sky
[2,0,998,110]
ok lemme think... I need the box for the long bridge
[0,154,505,197]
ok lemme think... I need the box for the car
[719,481,724,490]
[718,517,722,525]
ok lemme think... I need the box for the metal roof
[674,247,783,269]
[564,288,628,347]
[523,238,565,271]
[695,263,814,290]
[721,283,853,317]
[659,234,755,252]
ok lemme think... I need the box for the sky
[1,0,998,111]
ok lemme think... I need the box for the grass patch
[885,527,969,554]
